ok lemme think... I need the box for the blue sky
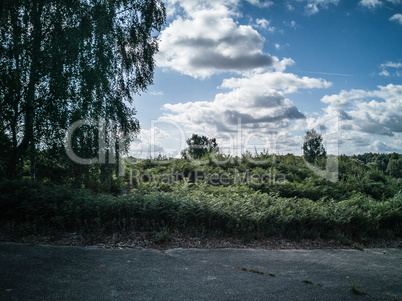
[129,0,402,158]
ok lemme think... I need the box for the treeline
[3,150,401,201]
[124,152,402,201]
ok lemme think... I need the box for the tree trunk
[19,1,43,180]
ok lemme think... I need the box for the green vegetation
[0,0,166,180]
[182,134,219,160]
[0,152,401,241]
[302,129,327,164]
[0,3,401,244]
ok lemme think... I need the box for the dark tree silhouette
[302,129,327,163]
[0,0,166,179]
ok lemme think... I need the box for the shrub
[1,179,400,240]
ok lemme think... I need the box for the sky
[129,0,402,158]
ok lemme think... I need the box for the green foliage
[0,0,166,179]
[2,151,402,240]
[386,157,402,178]
[182,134,219,160]
[1,179,401,240]
[121,152,402,200]
[302,129,327,164]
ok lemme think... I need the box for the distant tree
[302,129,326,163]
[183,134,219,160]
[386,158,402,178]
[0,0,166,179]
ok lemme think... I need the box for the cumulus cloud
[156,0,277,78]
[371,140,398,152]
[390,13,402,25]
[321,84,402,137]
[359,0,383,8]
[256,18,275,32]
[334,133,398,154]
[160,90,304,154]
[358,0,400,8]
[291,84,402,155]
[220,71,332,93]
[158,72,332,154]
[303,90,402,154]
[359,0,402,9]
[162,88,305,129]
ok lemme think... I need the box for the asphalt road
[0,242,401,300]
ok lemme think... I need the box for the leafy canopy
[0,0,166,179]
[302,129,327,163]
[183,134,219,160]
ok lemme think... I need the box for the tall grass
[0,179,400,240]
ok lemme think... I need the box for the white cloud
[246,0,274,7]
[158,72,332,154]
[162,88,305,130]
[358,0,401,8]
[335,133,398,154]
[296,84,402,155]
[305,3,319,15]
[386,0,401,4]
[283,20,298,29]
[156,1,278,78]
[147,0,402,157]
[390,13,402,25]
[256,18,275,32]
[321,84,402,137]
[160,91,304,154]
[150,91,164,96]
[381,61,402,68]
[129,128,183,158]
[379,61,402,77]
[275,43,281,50]
[165,0,237,16]
[379,70,390,77]
[220,71,332,94]
[129,130,166,158]
[359,0,383,9]
[301,0,340,15]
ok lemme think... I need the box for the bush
[0,179,400,240]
